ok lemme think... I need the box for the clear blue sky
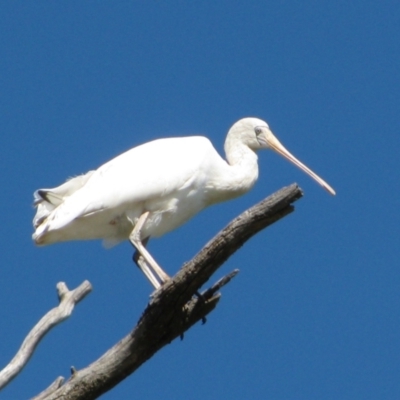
[1,2,399,399]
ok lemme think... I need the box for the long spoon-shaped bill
[267,134,336,196]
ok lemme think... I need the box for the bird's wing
[33,171,95,228]
[43,136,216,231]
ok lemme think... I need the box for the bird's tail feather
[33,190,57,229]
[32,171,96,240]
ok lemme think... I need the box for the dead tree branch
[35,183,302,400]
[0,281,92,390]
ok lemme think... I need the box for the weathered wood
[38,183,302,400]
[0,281,92,390]
[31,377,65,400]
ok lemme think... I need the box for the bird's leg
[133,252,161,289]
[129,211,170,288]
[132,237,160,289]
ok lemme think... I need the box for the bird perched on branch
[33,117,335,289]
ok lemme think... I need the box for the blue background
[1,2,399,399]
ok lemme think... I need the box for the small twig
[31,376,64,400]
[0,281,92,390]
[202,269,240,300]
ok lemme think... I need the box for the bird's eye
[255,127,262,135]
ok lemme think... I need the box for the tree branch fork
[0,184,303,399]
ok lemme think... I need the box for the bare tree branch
[0,281,92,390]
[36,183,302,399]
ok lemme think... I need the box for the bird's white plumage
[33,134,255,246]
[33,117,335,287]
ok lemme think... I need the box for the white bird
[33,117,335,289]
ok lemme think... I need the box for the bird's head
[228,117,336,195]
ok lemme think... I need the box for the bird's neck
[206,140,259,205]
